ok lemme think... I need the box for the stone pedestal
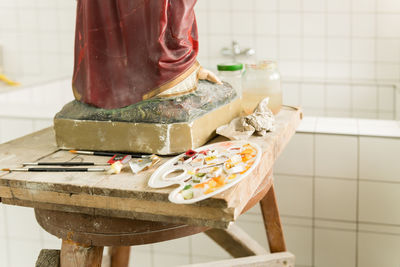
[54,81,240,155]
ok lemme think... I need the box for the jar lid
[217,63,243,71]
[259,60,277,69]
[245,60,277,70]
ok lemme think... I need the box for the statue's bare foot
[198,67,223,84]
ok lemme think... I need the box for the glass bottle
[217,62,244,99]
[242,61,282,114]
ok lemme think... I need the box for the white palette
[148,140,262,204]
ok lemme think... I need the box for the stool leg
[205,224,268,258]
[259,184,287,253]
[60,240,103,267]
[109,246,131,267]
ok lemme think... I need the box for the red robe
[72,0,199,109]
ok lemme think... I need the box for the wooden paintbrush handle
[27,168,104,172]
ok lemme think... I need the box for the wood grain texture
[260,185,286,253]
[36,249,60,267]
[205,224,268,258]
[179,252,295,267]
[240,171,273,215]
[35,208,208,246]
[0,128,58,178]
[0,107,302,228]
[60,240,103,267]
[108,247,130,267]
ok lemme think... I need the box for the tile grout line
[150,244,155,267]
[300,0,304,80]
[355,135,360,267]
[311,131,316,267]
[283,212,400,229]
[252,0,256,57]
[188,236,193,264]
[3,206,10,267]
[373,0,378,85]
[323,0,328,117]
[276,171,400,185]
[393,86,397,120]
[350,0,355,118]
[14,0,23,76]
[276,0,280,64]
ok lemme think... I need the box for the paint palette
[148,140,262,204]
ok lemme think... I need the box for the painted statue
[72,0,219,109]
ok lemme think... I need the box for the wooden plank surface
[60,240,103,267]
[179,252,295,267]
[205,224,268,257]
[260,184,287,253]
[0,106,302,228]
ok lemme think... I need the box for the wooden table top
[0,106,302,229]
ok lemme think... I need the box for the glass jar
[242,61,282,114]
[217,62,244,98]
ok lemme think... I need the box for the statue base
[54,81,240,155]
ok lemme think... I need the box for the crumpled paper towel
[216,97,275,140]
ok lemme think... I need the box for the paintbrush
[23,162,109,166]
[1,168,106,172]
[69,150,151,158]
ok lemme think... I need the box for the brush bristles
[1,168,10,172]
[69,150,77,154]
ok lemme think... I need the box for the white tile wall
[0,236,8,267]
[314,228,356,267]
[0,118,34,143]
[129,248,152,267]
[153,238,191,256]
[191,233,232,259]
[315,135,358,179]
[274,175,313,218]
[5,206,41,240]
[397,89,400,120]
[0,204,7,238]
[315,117,358,135]
[359,137,400,181]
[301,84,325,110]
[1,0,400,88]
[0,0,76,81]
[314,219,356,232]
[8,239,42,267]
[274,133,314,176]
[283,225,313,267]
[359,181,400,225]
[326,85,351,110]
[281,79,399,120]
[153,252,190,267]
[274,129,400,267]
[358,232,400,267]
[315,178,357,221]
[0,0,400,266]
[197,1,400,82]
[0,81,399,266]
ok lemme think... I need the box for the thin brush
[1,168,105,172]
[23,162,109,166]
[69,150,151,158]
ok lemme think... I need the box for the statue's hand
[198,67,223,85]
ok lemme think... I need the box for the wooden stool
[34,172,286,267]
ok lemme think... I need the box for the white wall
[274,119,400,267]
[282,80,399,119]
[3,116,400,267]
[1,78,400,266]
[195,0,400,82]
[0,0,75,81]
[1,0,399,120]
[1,0,400,83]
[1,0,400,266]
